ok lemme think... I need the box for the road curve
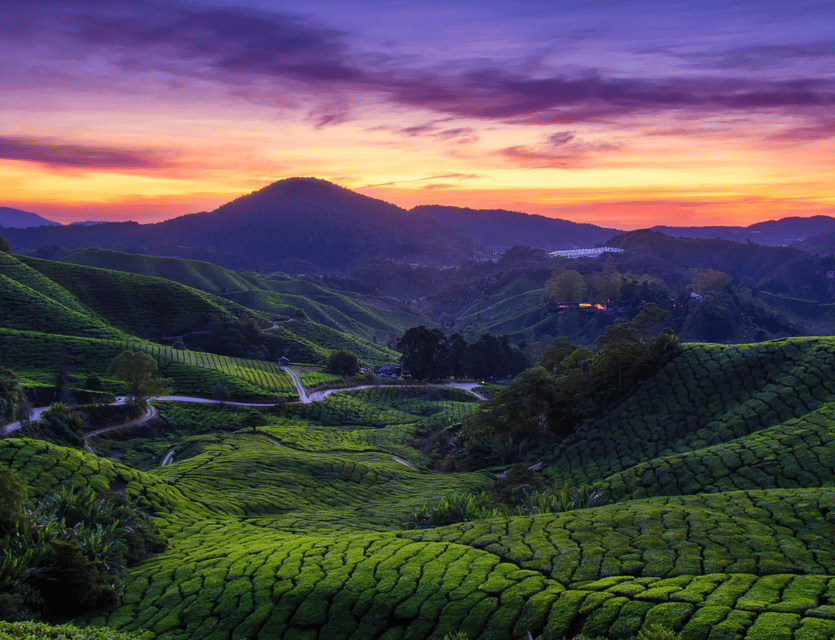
[2,372,488,437]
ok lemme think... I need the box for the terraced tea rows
[545,338,835,488]
[0,330,296,399]
[6,337,835,639]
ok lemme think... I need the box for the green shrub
[514,483,607,516]
[406,492,499,529]
[0,621,139,640]
[638,624,678,640]
[0,483,165,622]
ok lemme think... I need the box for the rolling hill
[58,248,428,344]
[5,334,835,639]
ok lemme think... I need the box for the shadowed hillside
[412,205,617,253]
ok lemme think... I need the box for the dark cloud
[498,133,622,169]
[0,1,360,87]
[375,121,479,144]
[0,136,174,170]
[2,1,834,130]
[676,42,835,72]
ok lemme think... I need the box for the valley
[3,210,835,640]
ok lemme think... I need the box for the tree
[694,269,730,294]
[593,258,621,305]
[109,351,172,409]
[543,269,585,304]
[446,333,469,380]
[0,232,9,254]
[539,337,580,373]
[326,350,360,377]
[212,383,230,403]
[243,409,268,433]
[397,326,445,380]
[0,366,20,424]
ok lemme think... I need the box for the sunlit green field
[5,336,835,639]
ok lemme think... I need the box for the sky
[1,0,833,229]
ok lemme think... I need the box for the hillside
[59,248,427,344]
[60,248,262,293]
[793,230,835,257]
[0,252,402,395]
[606,229,830,301]
[17,255,256,341]
[412,205,617,253]
[5,331,835,639]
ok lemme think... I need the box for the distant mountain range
[3,178,835,272]
[412,205,618,253]
[650,216,835,246]
[0,207,60,228]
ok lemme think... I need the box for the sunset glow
[2,0,833,228]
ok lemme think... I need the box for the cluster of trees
[396,326,527,381]
[459,304,678,467]
[542,259,623,305]
[0,468,165,621]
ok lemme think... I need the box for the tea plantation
[5,334,835,639]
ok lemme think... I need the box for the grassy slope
[5,337,835,639]
[60,248,261,293]
[0,329,297,400]
[269,320,399,365]
[18,256,252,340]
[58,248,426,344]
[756,292,835,336]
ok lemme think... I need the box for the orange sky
[1,1,833,229]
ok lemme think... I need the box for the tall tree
[326,350,360,377]
[397,326,445,380]
[446,333,469,380]
[110,351,172,409]
[543,269,585,303]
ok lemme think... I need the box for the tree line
[396,326,527,381]
[456,304,679,468]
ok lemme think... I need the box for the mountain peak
[0,207,61,228]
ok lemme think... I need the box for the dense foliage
[0,470,165,622]
[325,350,360,377]
[0,621,139,640]
[397,326,527,380]
[458,305,678,467]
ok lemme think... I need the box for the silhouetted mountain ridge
[412,204,618,252]
[2,178,473,271]
[0,207,60,228]
[651,215,835,246]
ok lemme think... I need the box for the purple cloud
[2,1,834,132]
[0,136,175,170]
[498,132,622,168]
[676,42,835,72]
[363,173,479,188]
